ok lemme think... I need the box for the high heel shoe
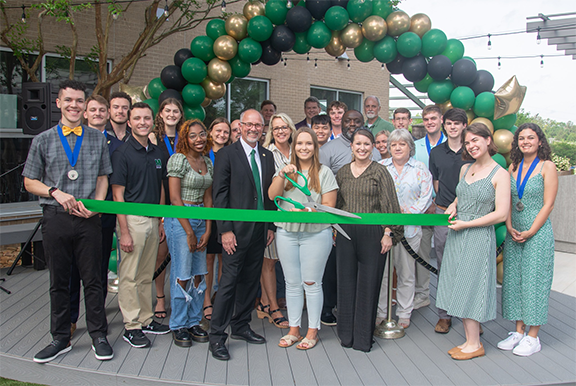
[269,308,289,329]
[256,303,272,322]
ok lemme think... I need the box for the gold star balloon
[493,76,527,120]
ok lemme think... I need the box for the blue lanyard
[57,124,84,167]
[103,130,108,139]
[209,149,215,164]
[516,157,540,199]
[163,133,178,156]
[425,132,444,155]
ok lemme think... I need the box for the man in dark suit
[209,109,276,361]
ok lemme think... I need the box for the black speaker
[21,82,60,135]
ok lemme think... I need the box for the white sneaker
[512,336,541,357]
[497,331,525,350]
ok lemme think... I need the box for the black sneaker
[321,312,337,326]
[188,325,209,343]
[142,320,170,335]
[172,328,192,347]
[92,336,114,360]
[33,340,71,363]
[123,329,151,348]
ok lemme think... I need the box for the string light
[307,53,309,63]
[286,0,293,9]
[314,58,317,69]
[221,0,226,13]
[497,56,501,69]
[163,0,169,17]
[347,59,350,70]
[540,54,544,68]
[487,34,492,50]
[536,26,541,45]
[381,63,385,70]
[21,5,26,23]
[284,57,287,67]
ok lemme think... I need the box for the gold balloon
[494,75,527,120]
[201,79,226,100]
[225,15,248,41]
[340,23,363,48]
[466,110,475,125]
[493,129,514,154]
[243,1,265,20]
[201,98,212,107]
[437,100,453,115]
[471,117,494,134]
[119,83,146,102]
[214,35,238,61]
[208,58,232,84]
[386,11,411,37]
[361,15,387,42]
[409,13,432,38]
[325,31,346,57]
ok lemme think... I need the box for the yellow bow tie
[62,125,83,136]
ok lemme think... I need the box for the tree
[1,0,242,97]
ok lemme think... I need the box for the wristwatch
[48,187,58,198]
[384,231,393,237]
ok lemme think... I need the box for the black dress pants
[336,224,387,352]
[322,246,337,314]
[209,223,266,344]
[42,206,108,341]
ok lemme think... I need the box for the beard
[365,111,377,119]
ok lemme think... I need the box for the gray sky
[393,0,575,123]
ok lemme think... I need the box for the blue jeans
[165,209,207,331]
[276,227,333,329]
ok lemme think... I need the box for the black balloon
[173,48,193,67]
[160,65,187,91]
[402,54,427,82]
[271,25,296,52]
[159,89,183,105]
[261,41,282,66]
[386,54,406,75]
[306,0,332,20]
[451,58,478,86]
[286,6,313,33]
[469,69,495,95]
[331,0,349,7]
[427,55,452,81]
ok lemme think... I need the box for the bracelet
[306,207,312,212]
[48,187,58,198]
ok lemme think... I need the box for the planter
[558,170,574,176]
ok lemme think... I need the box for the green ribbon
[81,199,450,226]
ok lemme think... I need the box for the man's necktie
[250,149,264,210]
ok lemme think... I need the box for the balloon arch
[143,0,525,169]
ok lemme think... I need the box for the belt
[436,204,447,211]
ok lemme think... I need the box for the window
[310,86,363,112]
[204,77,269,124]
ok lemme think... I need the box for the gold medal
[68,170,79,181]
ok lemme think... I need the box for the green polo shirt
[365,116,394,135]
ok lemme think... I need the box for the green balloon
[421,29,447,58]
[373,35,397,63]
[147,77,166,100]
[473,92,495,118]
[181,84,206,107]
[450,86,475,110]
[441,39,465,64]
[428,79,454,104]
[509,125,518,134]
[229,56,251,78]
[307,21,331,49]
[347,0,373,23]
[492,153,507,169]
[414,74,434,93]
[206,19,227,41]
[396,32,421,58]
[247,15,274,42]
[190,35,215,62]
[238,37,263,64]
[354,39,375,62]
[493,113,517,130]
[265,0,288,25]
[293,32,311,54]
[226,75,235,84]
[371,0,393,19]
[142,98,159,117]
[181,57,208,84]
[183,104,206,121]
[108,249,117,273]
[495,223,507,246]
[325,6,349,31]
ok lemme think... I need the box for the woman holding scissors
[268,127,339,350]
[498,123,557,357]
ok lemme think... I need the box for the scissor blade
[305,203,361,219]
[332,224,351,240]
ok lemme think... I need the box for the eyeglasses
[241,121,263,130]
[272,125,290,132]
[188,132,207,140]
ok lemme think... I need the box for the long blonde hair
[263,113,297,148]
[285,128,322,194]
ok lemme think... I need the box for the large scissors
[274,171,360,240]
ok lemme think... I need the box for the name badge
[155,159,162,169]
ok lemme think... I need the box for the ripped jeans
[276,227,333,330]
[165,212,207,331]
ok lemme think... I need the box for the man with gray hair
[364,96,394,135]
[295,96,321,129]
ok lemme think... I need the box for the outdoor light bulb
[221,0,226,13]
[287,0,293,9]
[497,57,501,70]
[540,55,544,68]
[307,54,310,62]
[487,34,492,50]
[112,11,119,20]
[381,64,385,70]
[314,58,318,69]
[21,5,26,23]
[537,27,541,45]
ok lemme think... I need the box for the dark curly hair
[176,119,207,155]
[510,123,552,172]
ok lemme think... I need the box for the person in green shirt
[364,96,394,135]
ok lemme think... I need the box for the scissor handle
[284,171,311,196]
[274,196,305,211]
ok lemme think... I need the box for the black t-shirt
[155,133,175,206]
[110,136,167,204]
[429,141,472,208]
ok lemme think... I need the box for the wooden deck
[1,265,575,386]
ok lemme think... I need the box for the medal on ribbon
[57,124,84,181]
